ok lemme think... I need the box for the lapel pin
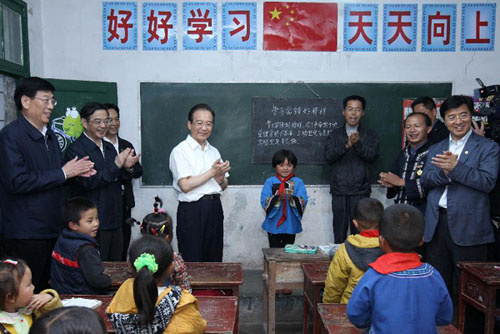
[465,151,469,155]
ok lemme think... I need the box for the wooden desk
[103,261,243,296]
[61,294,238,334]
[458,261,500,334]
[262,248,330,334]
[317,304,460,334]
[302,261,330,334]
[61,294,114,333]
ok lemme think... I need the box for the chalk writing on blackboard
[252,97,343,164]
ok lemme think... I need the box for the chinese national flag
[263,2,337,51]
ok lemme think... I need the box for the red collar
[369,252,422,274]
[360,230,379,238]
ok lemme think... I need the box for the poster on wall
[422,4,457,52]
[382,4,417,52]
[343,3,378,52]
[263,2,338,51]
[183,2,217,50]
[142,2,178,50]
[222,2,257,50]
[103,2,138,50]
[461,3,496,51]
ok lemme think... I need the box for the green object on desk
[284,244,318,254]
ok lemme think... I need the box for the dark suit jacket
[65,134,132,230]
[428,120,449,146]
[422,132,500,246]
[118,137,142,210]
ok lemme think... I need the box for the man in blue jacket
[0,77,95,291]
[422,95,500,298]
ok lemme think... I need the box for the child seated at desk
[323,198,384,304]
[29,306,106,334]
[50,198,111,294]
[347,204,453,333]
[139,196,191,292]
[106,236,206,333]
[0,258,62,334]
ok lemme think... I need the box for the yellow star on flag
[269,7,281,20]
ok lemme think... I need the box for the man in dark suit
[103,103,143,260]
[65,102,140,261]
[411,96,449,145]
[422,95,499,296]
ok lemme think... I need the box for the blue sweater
[347,263,453,334]
[260,176,307,234]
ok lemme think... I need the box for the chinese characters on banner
[344,3,378,51]
[103,2,138,50]
[263,2,338,51]
[102,2,496,52]
[422,4,457,52]
[382,4,417,52]
[222,2,257,50]
[143,2,177,50]
[183,2,217,50]
[461,3,496,51]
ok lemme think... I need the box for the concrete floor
[238,269,308,334]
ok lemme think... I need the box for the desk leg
[313,287,321,334]
[458,273,466,333]
[484,287,496,334]
[234,287,239,334]
[303,298,309,334]
[264,260,276,334]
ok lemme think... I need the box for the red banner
[263,2,338,51]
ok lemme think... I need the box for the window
[0,0,29,78]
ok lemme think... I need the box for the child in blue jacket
[261,149,308,248]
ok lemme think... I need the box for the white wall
[26,0,500,268]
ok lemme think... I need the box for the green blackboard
[140,82,451,186]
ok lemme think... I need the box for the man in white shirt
[169,104,230,262]
[422,95,499,297]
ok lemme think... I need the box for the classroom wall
[26,0,500,268]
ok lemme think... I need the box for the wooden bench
[302,261,330,334]
[262,248,330,334]
[61,294,238,333]
[458,261,500,334]
[317,304,461,334]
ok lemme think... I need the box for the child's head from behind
[140,196,173,242]
[128,235,174,323]
[0,258,33,312]
[29,306,106,334]
[272,149,297,179]
[62,197,99,238]
[353,198,384,231]
[379,204,424,253]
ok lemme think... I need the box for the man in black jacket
[0,77,94,290]
[103,103,143,260]
[325,95,379,243]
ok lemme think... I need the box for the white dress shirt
[169,135,228,202]
[438,129,473,208]
[103,136,119,154]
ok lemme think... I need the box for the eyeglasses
[88,118,112,125]
[192,121,213,128]
[445,112,470,122]
[34,97,57,106]
[345,107,362,112]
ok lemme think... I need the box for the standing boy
[169,103,230,262]
[347,204,453,333]
[325,95,379,243]
[323,198,384,304]
[103,103,143,260]
[65,102,140,261]
[51,197,111,294]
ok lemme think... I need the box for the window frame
[0,0,29,78]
